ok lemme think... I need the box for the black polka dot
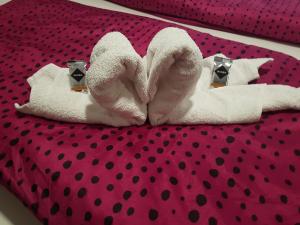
[280,195,288,204]
[221,147,229,154]
[66,207,72,217]
[259,195,266,204]
[244,188,251,196]
[31,184,37,192]
[41,188,49,198]
[221,192,228,199]
[188,210,200,223]
[104,216,113,225]
[215,157,224,166]
[107,184,114,191]
[94,198,102,206]
[132,176,140,184]
[227,178,236,187]
[77,187,87,198]
[140,188,147,197]
[149,209,159,221]
[63,160,72,169]
[84,212,92,221]
[75,172,83,181]
[226,136,235,143]
[192,142,200,148]
[123,191,132,200]
[233,166,240,174]
[161,190,170,201]
[21,130,30,136]
[50,202,59,215]
[127,207,134,216]
[113,203,122,213]
[251,214,258,221]
[31,202,38,213]
[10,138,19,146]
[76,152,86,160]
[275,214,283,223]
[51,171,60,181]
[203,180,212,189]
[208,217,218,225]
[64,187,71,197]
[169,177,178,185]
[209,169,219,178]
[106,145,113,151]
[106,162,114,170]
[3,122,11,128]
[240,203,246,209]
[5,160,14,168]
[92,159,99,166]
[90,143,97,149]
[196,194,207,206]
[91,176,99,184]
[178,161,186,170]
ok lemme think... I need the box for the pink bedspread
[109,0,300,44]
[0,0,300,225]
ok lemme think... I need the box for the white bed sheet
[0,0,299,225]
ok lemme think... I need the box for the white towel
[87,32,148,124]
[15,33,148,126]
[15,64,139,126]
[198,54,273,89]
[146,27,203,124]
[147,28,300,125]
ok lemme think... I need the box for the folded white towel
[15,64,140,126]
[146,27,203,124]
[87,32,148,124]
[15,32,148,126]
[198,54,273,89]
[147,28,300,125]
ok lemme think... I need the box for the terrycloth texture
[14,64,143,126]
[2,1,300,225]
[87,32,148,124]
[146,30,300,125]
[109,0,300,44]
[146,27,203,123]
[163,84,300,125]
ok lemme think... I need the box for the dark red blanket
[109,0,300,44]
[0,1,300,225]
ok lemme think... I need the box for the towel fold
[146,27,203,124]
[87,32,148,124]
[15,32,148,126]
[15,64,138,126]
[147,28,300,125]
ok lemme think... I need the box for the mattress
[108,0,300,44]
[0,0,300,225]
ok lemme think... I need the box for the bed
[108,0,300,44]
[0,0,300,225]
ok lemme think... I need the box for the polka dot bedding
[0,0,300,225]
[108,0,300,44]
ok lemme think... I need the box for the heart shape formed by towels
[15,27,300,126]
